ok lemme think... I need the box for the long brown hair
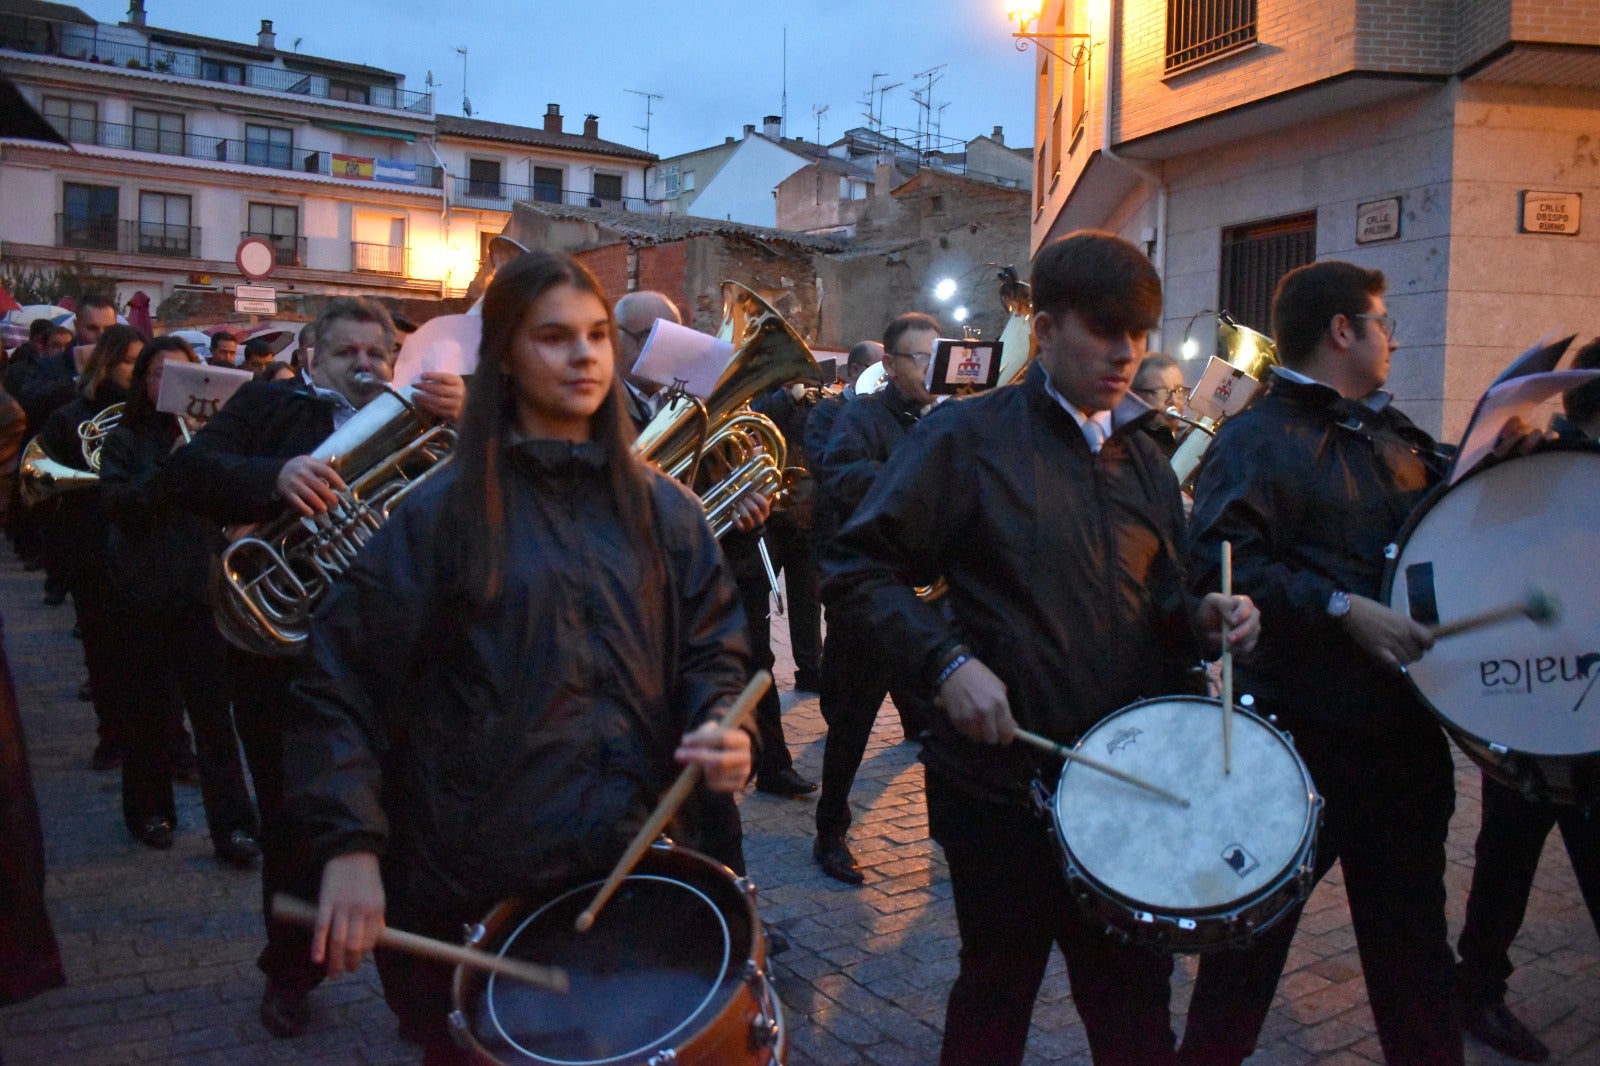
[446,250,655,604]
[77,324,143,400]
[123,335,198,428]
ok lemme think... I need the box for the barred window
[1219,213,1316,335]
[1166,0,1257,74]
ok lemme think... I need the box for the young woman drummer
[282,250,754,1061]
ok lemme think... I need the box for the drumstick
[1431,587,1560,639]
[271,894,569,992]
[1013,728,1190,808]
[1221,541,1234,776]
[575,670,771,934]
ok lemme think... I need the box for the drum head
[1053,698,1315,913]
[463,849,753,1065]
[1387,448,1600,757]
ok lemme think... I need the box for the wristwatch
[1327,590,1352,620]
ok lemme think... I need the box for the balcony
[49,120,443,189]
[0,25,432,115]
[242,231,306,267]
[449,175,657,214]
[352,241,407,275]
[56,214,200,258]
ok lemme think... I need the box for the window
[1072,53,1088,139]
[353,214,406,275]
[467,158,502,198]
[479,230,496,267]
[244,124,293,169]
[137,191,193,257]
[929,195,945,215]
[132,109,185,156]
[1219,213,1316,335]
[659,164,680,198]
[42,97,97,144]
[1049,100,1064,187]
[1166,0,1257,74]
[61,182,118,251]
[247,203,300,265]
[328,80,370,105]
[682,170,696,192]
[593,173,623,202]
[532,166,563,204]
[201,57,245,84]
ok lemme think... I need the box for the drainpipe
[425,136,453,297]
[1099,0,1171,351]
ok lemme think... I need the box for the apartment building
[0,0,653,315]
[1028,0,1600,437]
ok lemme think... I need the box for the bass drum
[1051,696,1321,953]
[1385,445,1600,806]
[449,844,784,1065]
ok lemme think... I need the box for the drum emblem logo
[1479,651,1600,713]
[1221,844,1259,878]
[1105,727,1142,755]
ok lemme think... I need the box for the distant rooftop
[437,114,654,163]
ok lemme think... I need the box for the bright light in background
[1181,337,1200,360]
[953,306,969,323]
[934,278,958,301]
[1006,1,1044,30]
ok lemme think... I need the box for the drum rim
[1052,695,1319,918]
[1381,441,1600,754]
[483,872,735,1066]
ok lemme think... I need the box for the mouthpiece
[352,371,377,387]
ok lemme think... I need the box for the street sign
[235,237,277,281]
[234,283,276,315]
[236,284,276,301]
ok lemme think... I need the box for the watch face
[1329,592,1352,618]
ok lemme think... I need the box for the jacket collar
[879,378,925,423]
[505,436,608,478]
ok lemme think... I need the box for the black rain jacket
[283,441,751,904]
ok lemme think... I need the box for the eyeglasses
[1353,313,1397,340]
[618,326,651,346]
[1134,384,1190,405]
[892,350,933,368]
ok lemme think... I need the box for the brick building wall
[1458,0,1513,66]
[572,243,630,303]
[1353,0,1457,73]
[1511,0,1600,45]
[637,243,691,324]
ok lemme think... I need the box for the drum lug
[447,1009,469,1047]
[647,1050,678,1065]
[736,875,756,897]
[462,922,485,946]
[1383,541,1398,560]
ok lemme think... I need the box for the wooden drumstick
[575,670,771,934]
[1431,587,1560,639]
[1013,728,1191,808]
[271,894,569,992]
[1221,540,1234,777]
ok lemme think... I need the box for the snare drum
[449,844,784,1065]
[1050,696,1321,953]
[1385,445,1600,806]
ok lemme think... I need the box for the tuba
[1168,314,1278,490]
[213,387,456,656]
[632,283,821,538]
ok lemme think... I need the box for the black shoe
[259,981,310,1039]
[216,829,261,869]
[763,921,791,956]
[813,833,865,885]
[794,670,822,694]
[754,767,816,797]
[89,741,122,772]
[1461,998,1550,1062]
[136,818,174,850]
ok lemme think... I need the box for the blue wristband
[936,652,973,687]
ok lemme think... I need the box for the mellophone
[1386,443,1600,807]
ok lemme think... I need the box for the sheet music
[392,313,481,386]
[633,320,734,400]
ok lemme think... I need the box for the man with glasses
[1131,352,1190,457]
[614,291,678,431]
[810,314,941,884]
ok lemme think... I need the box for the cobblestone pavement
[2,552,1598,1064]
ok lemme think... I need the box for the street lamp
[1008,1,1092,66]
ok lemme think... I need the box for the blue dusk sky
[77,0,1039,158]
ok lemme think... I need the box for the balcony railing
[56,214,200,258]
[352,241,407,275]
[48,120,443,189]
[1,26,432,115]
[449,175,657,214]
[242,230,306,267]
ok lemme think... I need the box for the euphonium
[1168,315,1278,490]
[214,386,456,656]
[79,401,123,472]
[632,282,822,538]
[18,436,97,506]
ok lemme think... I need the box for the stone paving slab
[1,552,1597,1064]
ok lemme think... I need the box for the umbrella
[169,330,213,361]
[0,287,20,317]
[9,304,74,325]
[125,292,153,340]
[244,326,296,355]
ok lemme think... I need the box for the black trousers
[815,613,934,837]
[121,605,255,845]
[928,771,1179,1066]
[764,512,821,681]
[233,647,326,994]
[1180,707,1462,1066]
[733,552,793,780]
[1457,771,1600,1003]
[72,585,132,753]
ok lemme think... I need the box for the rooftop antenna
[455,46,471,118]
[291,36,302,51]
[780,27,788,139]
[860,72,900,133]
[911,64,946,156]
[625,88,663,152]
[812,103,830,145]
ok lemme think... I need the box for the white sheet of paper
[633,320,734,400]
[392,314,481,386]
[1451,367,1600,484]
[1186,356,1261,422]
[157,361,253,419]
